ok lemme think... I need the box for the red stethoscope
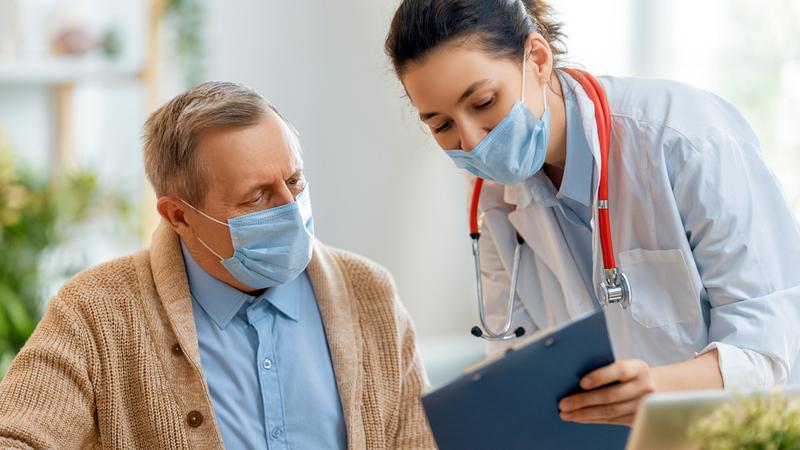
[469,68,632,341]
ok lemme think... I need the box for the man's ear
[156,196,194,239]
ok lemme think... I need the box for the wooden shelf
[0,58,142,85]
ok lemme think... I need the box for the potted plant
[689,391,800,450]
[0,145,130,379]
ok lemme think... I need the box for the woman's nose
[459,125,488,152]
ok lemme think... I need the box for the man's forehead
[273,113,302,152]
[199,118,300,181]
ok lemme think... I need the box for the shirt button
[172,343,183,356]
[186,411,203,428]
[271,427,283,439]
[262,358,273,370]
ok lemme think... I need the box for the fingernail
[559,401,571,411]
[582,378,593,389]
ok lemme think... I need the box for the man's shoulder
[317,242,393,286]
[55,249,150,314]
[313,242,400,311]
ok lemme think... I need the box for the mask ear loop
[195,235,226,261]
[521,49,527,102]
[179,199,229,261]
[180,199,230,227]
[521,48,548,119]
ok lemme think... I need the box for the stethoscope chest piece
[599,268,632,309]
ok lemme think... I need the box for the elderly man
[0,82,435,449]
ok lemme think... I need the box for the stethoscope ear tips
[470,325,526,339]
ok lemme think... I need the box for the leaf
[0,283,36,346]
[0,350,15,381]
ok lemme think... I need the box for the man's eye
[475,97,494,110]
[250,193,264,204]
[287,177,305,187]
[433,121,451,134]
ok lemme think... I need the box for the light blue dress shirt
[181,244,347,450]
[526,72,598,302]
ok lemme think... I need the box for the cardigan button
[172,343,183,356]
[186,411,203,428]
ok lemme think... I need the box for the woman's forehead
[403,47,515,110]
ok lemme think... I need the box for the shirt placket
[247,304,289,450]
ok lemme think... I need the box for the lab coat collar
[504,70,600,211]
[506,69,607,313]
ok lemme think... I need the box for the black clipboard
[421,309,630,450]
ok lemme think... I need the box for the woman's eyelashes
[475,96,495,110]
[434,120,452,134]
[431,96,496,134]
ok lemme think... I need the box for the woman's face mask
[182,187,315,290]
[402,46,551,185]
[443,52,550,184]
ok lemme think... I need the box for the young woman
[385,0,800,425]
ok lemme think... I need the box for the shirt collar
[504,70,595,209]
[181,242,251,329]
[181,243,302,327]
[247,275,302,323]
[556,70,594,208]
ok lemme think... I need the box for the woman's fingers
[575,413,637,426]
[579,359,648,389]
[560,398,640,423]
[559,374,655,412]
[558,359,657,426]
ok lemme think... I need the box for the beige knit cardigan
[0,222,436,449]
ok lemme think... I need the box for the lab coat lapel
[305,241,365,445]
[508,200,594,319]
[506,73,606,320]
[562,73,605,302]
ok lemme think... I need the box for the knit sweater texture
[0,222,436,449]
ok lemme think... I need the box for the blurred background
[0,0,798,384]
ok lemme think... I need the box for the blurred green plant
[0,147,131,379]
[166,0,205,87]
[689,391,800,450]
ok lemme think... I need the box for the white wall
[197,0,705,383]
[202,1,480,356]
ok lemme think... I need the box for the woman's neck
[543,70,568,189]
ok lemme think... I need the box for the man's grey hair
[143,81,295,206]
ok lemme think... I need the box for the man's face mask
[182,188,315,289]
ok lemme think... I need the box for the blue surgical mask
[182,188,315,289]
[445,52,550,185]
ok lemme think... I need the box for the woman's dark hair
[385,0,566,77]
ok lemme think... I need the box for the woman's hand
[557,350,723,426]
[558,359,657,426]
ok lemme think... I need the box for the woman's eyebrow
[457,78,492,104]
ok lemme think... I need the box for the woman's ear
[524,32,554,83]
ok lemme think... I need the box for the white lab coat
[479,74,800,387]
